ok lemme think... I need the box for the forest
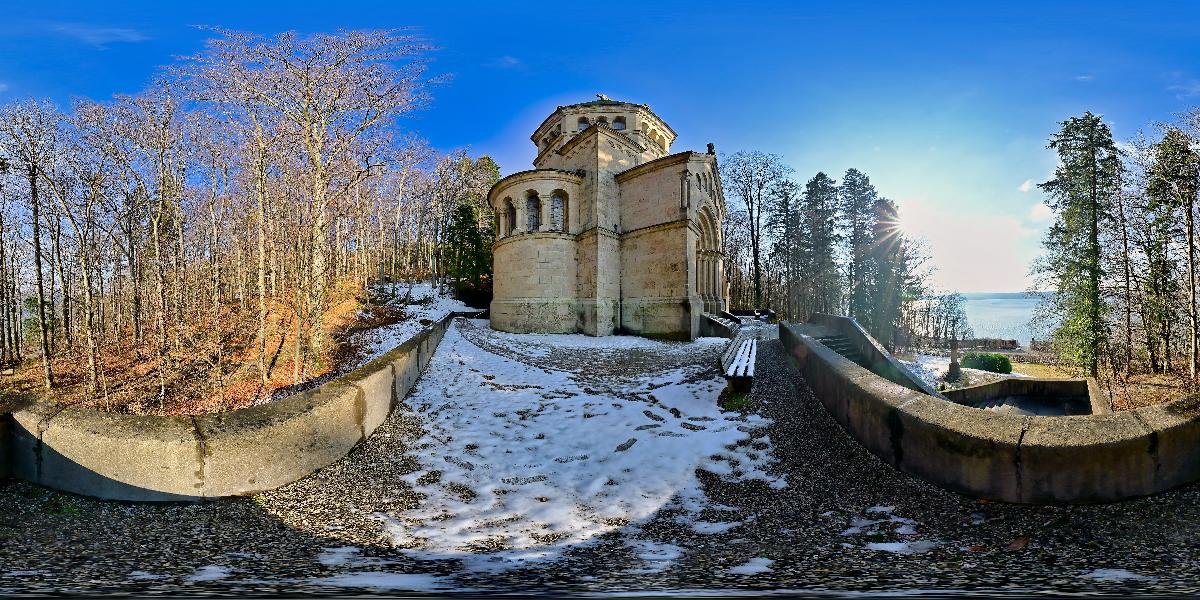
[1029,108,1200,405]
[9,28,1183,417]
[0,29,498,414]
[717,151,951,352]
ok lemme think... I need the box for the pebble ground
[2,322,1200,596]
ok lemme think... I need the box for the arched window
[612,116,626,130]
[550,190,568,232]
[504,198,516,236]
[526,192,542,231]
[597,116,609,126]
[577,117,589,131]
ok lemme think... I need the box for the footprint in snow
[554,454,589,463]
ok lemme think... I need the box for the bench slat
[726,338,757,378]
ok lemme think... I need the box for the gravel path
[3,323,1200,595]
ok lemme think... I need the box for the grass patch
[719,389,752,411]
[1012,361,1074,378]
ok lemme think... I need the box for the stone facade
[489,96,728,340]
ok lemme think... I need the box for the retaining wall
[806,313,942,397]
[781,320,1200,504]
[943,378,1110,415]
[2,312,471,502]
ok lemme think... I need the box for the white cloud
[486,55,522,69]
[0,83,8,93]
[43,22,149,48]
[1029,202,1054,223]
[1167,72,1200,99]
[1074,74,1094,82]
[1018,179,1034,193]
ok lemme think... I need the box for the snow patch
[376,321,778,569]
[625,539,685,573]
[864,541,938,555]
[309,571,455,591]
[185,565,233,582]
[351,282,474,366]
[727,557,774,575]
[1082,568,1156,582]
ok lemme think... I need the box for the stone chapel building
[488,95,728,340]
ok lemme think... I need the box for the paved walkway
[2,322,1200,595]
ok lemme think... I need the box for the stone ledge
[781,320,1200,504]
[2,312,471,502]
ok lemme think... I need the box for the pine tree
[799,172,841,318]
[867,197,903,344]
[767,179,801,319]
[839,168,877,320]
[1036,112,1121,378]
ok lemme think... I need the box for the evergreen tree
[799,172,841,318]
[839,168,877,320]
[444,203,488,288]
[867,197,903,344]
[767,179,801,319]
[1036,112,1121,377]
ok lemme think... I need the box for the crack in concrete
[1129,410,1161,485]
[189,415,208,494]
[1014,416,1031,501]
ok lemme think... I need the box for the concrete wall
[781,321,1200,504]
[3,312,467,502]
[944,378,1111,415]
[806,312,941,397]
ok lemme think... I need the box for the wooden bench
[721,337,757,393]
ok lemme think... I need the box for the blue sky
[2,1,1199,292]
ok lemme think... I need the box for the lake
[960,292,1053,349]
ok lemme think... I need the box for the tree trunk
[28,166,54,388]
[1189,201,1198,381]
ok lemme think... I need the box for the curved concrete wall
[2,312,470,502]
[781,320,1200,504]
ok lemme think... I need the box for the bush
[960,352,1012,374]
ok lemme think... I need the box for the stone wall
[492,233,578,333]
[781,320,1200,504]
[1,313,469,502]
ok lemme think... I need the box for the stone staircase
[706,312,741,332]
[815,334,872,370]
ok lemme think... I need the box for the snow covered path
[380,319,780,569]
[349,282,474,366]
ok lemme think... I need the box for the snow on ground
[727,557,774,575]
[308,572,457,591]
[351,282,474,365]
[377,320,780,570]
[317,547,391,568]
[1081,568,1156,582]
[624,539,685,574]
[184,565,233,582]
[900,353,1027,390]
[838,506,938,555]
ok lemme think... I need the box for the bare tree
[0,100,59,388]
